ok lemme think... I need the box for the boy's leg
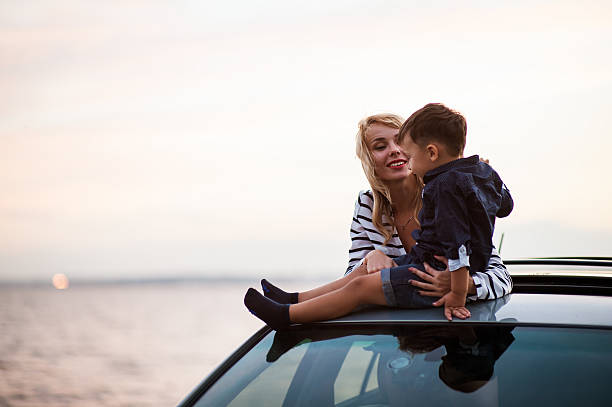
[290,272,386,323]
[381,263,440,309]
[298,263,368,302]
[261,279,299,304]
[244,288,290,331]
[262,263,368,304]
[246,269,380,330]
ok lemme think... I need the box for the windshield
[194,324,611,407]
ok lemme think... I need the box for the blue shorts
[381,263,442,308]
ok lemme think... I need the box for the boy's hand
[364,250,397,274]
[433,291,471,321]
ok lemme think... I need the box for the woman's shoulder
[353,190,374,215]
[359,189,374,198]
[356,189,374,206]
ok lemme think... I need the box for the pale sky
[2,0,612,282]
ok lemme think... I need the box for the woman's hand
[408,255,451,297]
[364,250,397,274]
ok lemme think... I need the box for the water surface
[0,280,313,406]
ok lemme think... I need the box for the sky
[1,0,612,282]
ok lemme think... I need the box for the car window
[334,340,380,403]
[194,334,309,407]
[193,325,612,407]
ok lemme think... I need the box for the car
[178,258,612,407]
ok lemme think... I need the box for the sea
[0,279,318,407]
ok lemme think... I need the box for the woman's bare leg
[298,263,368,302]
[290,272,387,323]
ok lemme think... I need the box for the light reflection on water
[0,280,316,407]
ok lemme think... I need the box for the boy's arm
[496,183,514,218]
[433,266,471,321]
[429,176,472,320]
[432,178,472,272]
[451,267,469,297]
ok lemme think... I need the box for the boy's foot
[244,288,290,331]
[261,279,299,304]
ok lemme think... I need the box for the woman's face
[365,123,411,183]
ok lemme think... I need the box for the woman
[346,113,511,302]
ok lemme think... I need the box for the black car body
[179,258,612,407]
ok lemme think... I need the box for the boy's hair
[398,103,467,156]
[394,326,447,354]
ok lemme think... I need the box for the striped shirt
[346,190,512,301]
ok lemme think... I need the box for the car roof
[505,257,612,278]
[316,293,612,328]
[315,258,612,329]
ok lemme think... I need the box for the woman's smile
[387,159,407,169]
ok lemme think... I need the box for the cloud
[1,1,611,281]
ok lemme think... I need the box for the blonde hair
[356,113,424,243]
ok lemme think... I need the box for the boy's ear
[426,144,439,162]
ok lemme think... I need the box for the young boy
[245,103,513,329]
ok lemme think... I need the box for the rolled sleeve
[448,244,470,272]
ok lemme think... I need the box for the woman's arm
[345,193,376,275]
[408,247,512,301]
[345,191,404,275]
[468,247,513,301]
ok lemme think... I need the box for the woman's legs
[290,271,387,323]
